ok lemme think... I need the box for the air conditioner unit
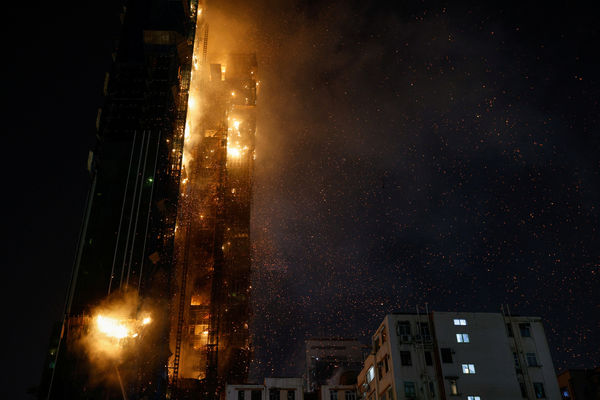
[400,335,412,342]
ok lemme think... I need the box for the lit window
[453,319,467,326]
[366,366,375,383]
[449,380,458,395]
[462,364,476,374]
[456,333,470,343]
[467,397,481,400]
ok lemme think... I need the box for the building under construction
[41,1,256,399]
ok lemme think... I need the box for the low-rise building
[358,312,561,400]
[226,378,304,400]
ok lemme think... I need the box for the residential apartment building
[226,378,304,400]
[357,312,561,400]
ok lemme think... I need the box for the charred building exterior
[41,1,256,399]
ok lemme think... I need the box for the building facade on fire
[40,1,257,399]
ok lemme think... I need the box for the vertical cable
[120,130,147,289]
[126,131,151,287]
[108,130,138,294]
[138,130,162,291]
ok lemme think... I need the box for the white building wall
[432,312,522,399]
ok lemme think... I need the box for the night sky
[4,0,599,398]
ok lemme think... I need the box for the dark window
[270,389,280,400]
[373,336,380,353]
[377,361,384,379]
[534,383,546,398]
[428,382,435,397]
[330,391,338,400]
[400,351,412,366]
[441,348,453,363]
[252,391,262,400]
[526,353,538,367]
[384,355,389,373]
[345,391,356,400]
[287,391,295,400]
[506,323,514,337]
[519,323,531,337]
[420,322,430,336]
[239,391,245,400]
[513,352,520,368]
[397,321,411,336]
[387,387,393,400]
[424,351,433,366]
[404,382,416,398]
[381,329,387,343]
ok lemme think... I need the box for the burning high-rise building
[41,1,256,399]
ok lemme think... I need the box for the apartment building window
[403,382,416,399]
[239,391,245,400]
[519,323,531,337]
[533,383,546,399]
[467,397,481,400]
[287,391,295,400]
[374,336,380,353]
[441,348,453,363]
[453,319,467,326]
[345,391,356,400]
[366,366,375,383]
[377,361,384,379]
[384,355,389,373]
[397,321,411,336]
[420,322,431,336]
[381,329,387,343]
[400,351,412,366]
[380,391,386,400]
[251,391,262,400]
[448,379,459,396]
[330,390,338,400]
[424,351,433,366]
[462,364,476,374]
[456,333,470,343]
[526,353,539,367]
[560,387,571,399]
[270,389,280,400]
[387,387,394,400]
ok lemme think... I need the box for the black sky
[4,0,599,398]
